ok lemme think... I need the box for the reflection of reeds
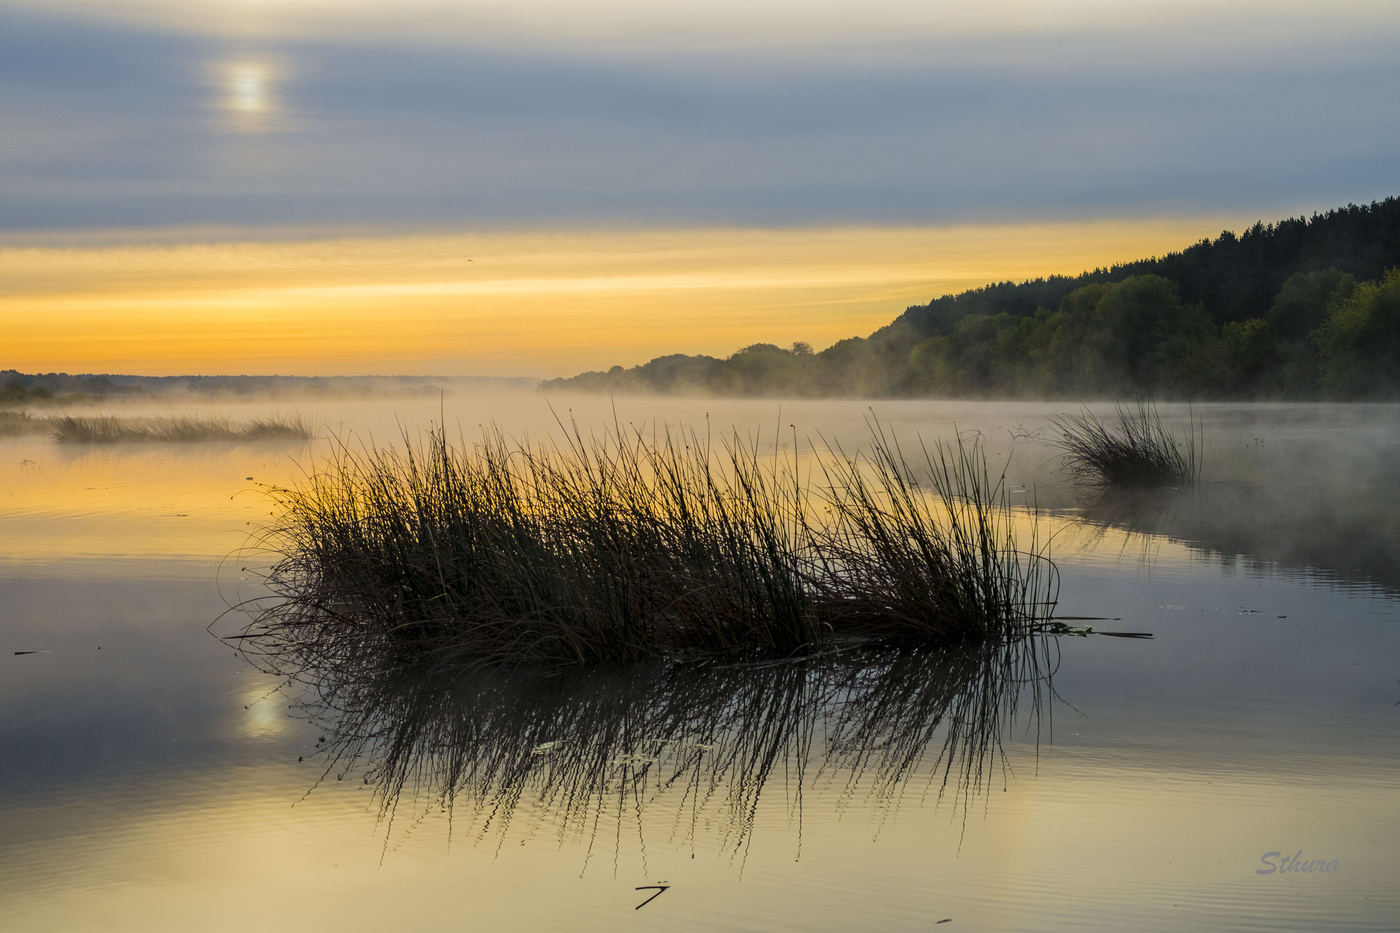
[1060,486,1192,572]
[50,413,312,443]
[1051,402,1199,489]
[233,634,1054,861]
[242,421,1057,668]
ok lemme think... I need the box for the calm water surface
[2,394,1397,932]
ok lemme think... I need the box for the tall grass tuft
[1050,401,1199,489]
[814,423,1056,640]
[240,419,1057,670]
[50,413,312,444]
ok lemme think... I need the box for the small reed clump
[241,421,1057,669]
[49,413,312,444]
[1050,402,1199,489]
[0,409,47,438]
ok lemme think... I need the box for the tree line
[545,198,1400,399]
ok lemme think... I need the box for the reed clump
[0,409,47,437]
[1050,402,1199,489]
[243,420,1056,669]
[49,413,312,444]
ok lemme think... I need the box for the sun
[230,65,267,113]
[218,59,282,130]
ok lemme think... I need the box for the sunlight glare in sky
[217,60,280,131]
[231,66,265,112]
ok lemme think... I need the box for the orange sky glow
[1,218,1245,377]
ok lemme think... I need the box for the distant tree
[1217,318,1275,394]
[1269,268,1356,339]
[1315,268,1400,397]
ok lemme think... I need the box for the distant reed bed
[48,413,312,444]
[240,420,1058,669]
[0,409,46,437]
[1050,402,1199,489]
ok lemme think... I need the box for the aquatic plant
[0,408,47,437]
[237,420,1057,670]
[815,423,1056,641]
[1049,401,1199,489]
[49,413,313,444]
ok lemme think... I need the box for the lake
[2,393,1397,932]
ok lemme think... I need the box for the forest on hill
[545,198,1400,399]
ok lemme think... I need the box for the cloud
[0,4,1397,231]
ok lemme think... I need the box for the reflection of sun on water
[242,686,290,737]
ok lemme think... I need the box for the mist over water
[1,389,1397,931]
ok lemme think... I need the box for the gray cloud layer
[2,7,1397,232]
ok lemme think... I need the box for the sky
[2,0,1398,376]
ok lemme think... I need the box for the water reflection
[1068,473,1400,593]
[236,636,1055,863]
